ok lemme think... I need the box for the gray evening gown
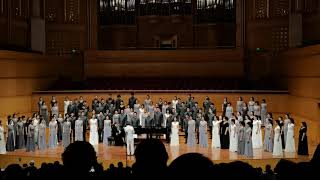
[38,122,47,150]
[51,106,59,118]
[244,127,253,157]
[17,121,25,149]
[103,120,112,145]
[48,121,57,148]
[264,123,273,152]
[40,105,49,126]
[260,103,267,125]
[187,120,196,147]
[75,120,83,141]
[199,121,208,148]
[6,124,15,151]
[237,126,245,155]
[26,124,35,152]
[62,121,71,148]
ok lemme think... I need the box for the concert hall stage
[0,136,314,171]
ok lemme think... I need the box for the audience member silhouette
[220,161,259,180]
[1,142,320,180]
[274,159,298,180]
[61,141,98,177]
[168,153,214,178]
[3,164,24,180]
[131,139,168,179]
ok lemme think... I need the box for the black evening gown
[279,121,285,149]
[298,127,308,155]
[220,122,230,149]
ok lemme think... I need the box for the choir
[0,94,309,158]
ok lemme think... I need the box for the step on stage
[0,136,314,170]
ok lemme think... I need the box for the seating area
[1,141,319,180]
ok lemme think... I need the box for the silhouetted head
[301,122,307,130]
[4,164,23,180]
[169,153,214,178]
[61,141,97,176]
[132,139,168,178]
[274,159,298,179]
[222,161,259,180]
[311,144,320,166]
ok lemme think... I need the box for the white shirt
[124,125,135,141]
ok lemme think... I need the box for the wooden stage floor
[0,136,315,170]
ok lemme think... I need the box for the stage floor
[0,136,314,170]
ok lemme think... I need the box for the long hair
[269,119,273,126]
[290,118,295,124]
[302,122,307,131]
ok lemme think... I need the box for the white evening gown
[285,123,296,153]
[64,100,70,117]
[89,118,99,146]
[252,120,262,148]
[212,120,221,148]
[0,126,6,154]
[273,125,283,156]
[172,100,178,110]
[170,122,179,146]
[229,124,238,152]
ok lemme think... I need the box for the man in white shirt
[124,123,135,156]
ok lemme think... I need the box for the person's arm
[292,124,295,138]
[225,127,229,135]
[17,126,20,136]
[301,131,305,141]
[257,122,261,134]
[246,130,250,143]
[28,125,31,137]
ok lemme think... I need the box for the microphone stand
[124,129,128,167]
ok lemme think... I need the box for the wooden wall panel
[274,45,320,146]
[99,25,137,50]
[45,0,88,55]
[0,78,56,96]
[0,50,79,117]
[84,49,244,78]
[136,16,194,49]
[289,114,320,148]
[302,1,320,42]
[0,15,8,45]
[0,96,31,118]
[288,78,320,98]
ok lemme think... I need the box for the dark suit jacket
[154,112,163,127]
[145,116,154,129]
[128,96,137,109]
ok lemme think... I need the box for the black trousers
[184,129,188,144]
[166,127,171,143]
[155,127,161,139]
[196,128,199,144]
[98,128,103,142]
[146,128,152,139]
[83,125,87,141]
[71,127,75,142]
[209,126,212,139]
